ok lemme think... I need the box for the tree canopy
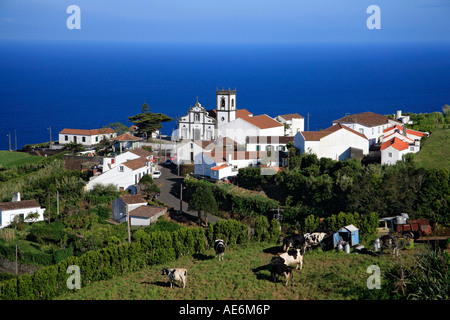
[128,103,173,139]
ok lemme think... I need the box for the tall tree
[128,103,173,139]
[188,184,218,226]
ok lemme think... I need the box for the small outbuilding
[337,224,360,247]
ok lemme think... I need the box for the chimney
[402,125,407,137]
[396,110,402,119]
[12,192,21,202]
[227,153,232,164]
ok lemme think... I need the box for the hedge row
[0,217,279,300]
[184,176,279,217]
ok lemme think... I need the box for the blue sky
[1,0,449,43]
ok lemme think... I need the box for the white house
[175,137,237,165]
[276,113,305,136]
[382,124,428,142]
[294,123,369,161]
[332,112,402,146]
[112,194,166,226]
[59,128,117,146]
[218,114,284,145]
[86,148,155,193]
[380,137,420,165]
[245,136,293,152]
[194,150,278,180]
[0,193,45,228]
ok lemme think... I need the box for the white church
[175,88,290,144]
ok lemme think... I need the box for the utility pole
[48,126,52,149]
[127,208,131,245]
[57,190,59,217]
[272,207,284,231]
[15,245,18,275]
[7,132,11,151]
[14,130,17,151]
[307,113,310,131]
[179,183,183,214]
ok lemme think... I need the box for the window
[221,98,225,110]
[190,143,193,149]
[410,146,414,151]
[119,166,124,172]
[388,152,393,158]
[231,99,234,109]
[96,136,99,142]
[372,128,374,135]
[65,135,68,141]
[359,129,364,134]
[194,113,200,122]
[82,137,86,142]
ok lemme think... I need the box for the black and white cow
[161,268,188,289]
[282,234,306,252]
[271,259,294,286]
[214,239,226,261]
[277,248,304,270]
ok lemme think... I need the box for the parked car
[152,171,161,179]
[164,159,173,166]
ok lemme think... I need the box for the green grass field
[413,129,450,170]
[0,151,42,167]
[55,241,402,300]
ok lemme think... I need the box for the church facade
[177,89,237,141]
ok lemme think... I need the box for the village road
[155,164,222,224]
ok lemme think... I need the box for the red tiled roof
[111,133,143,141]
[60,128,116,135]
[211,165,229,171]
[241,114,283,129]
[123,157,149,170]
[278,113,304,120]
[380,137,410,151]
[0,200,41,211]
[332,112,400,127]
[129,206,166,218]
[301,123,368,141]
[129,148,153,158]
[383,125,427,138]
[119,194,147,205]
[236,109,253,118]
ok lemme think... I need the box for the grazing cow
[278,248,304,270]
[214,239,226,261]
[161,268,188,289]
[271,260,294,286]
[282,234,306,252]
[304,232,329,249]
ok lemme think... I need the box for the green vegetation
[411,129,450,170]
[53,241,446,300]
[0,151,43,168]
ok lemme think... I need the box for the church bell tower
[216,88,237,129]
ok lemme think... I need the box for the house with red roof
[0,193,45,228]
[293,123,369,161]
[194,150,278,180]
[332,111,402,146]
[276,113,305,136]
[86,148,155,193]
[58,128,117,146]
[380,125,426,165]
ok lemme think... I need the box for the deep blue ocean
[1,40,449,151]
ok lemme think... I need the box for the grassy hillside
[0,151,42,167]
[55,241,403,300]
[413,129,450,170]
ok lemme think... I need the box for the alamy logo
[367,5,381,30]
[66,265,81,290]
[67,5,81,30]
[366,265,381,289]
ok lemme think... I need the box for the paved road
[154,164,222,224]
